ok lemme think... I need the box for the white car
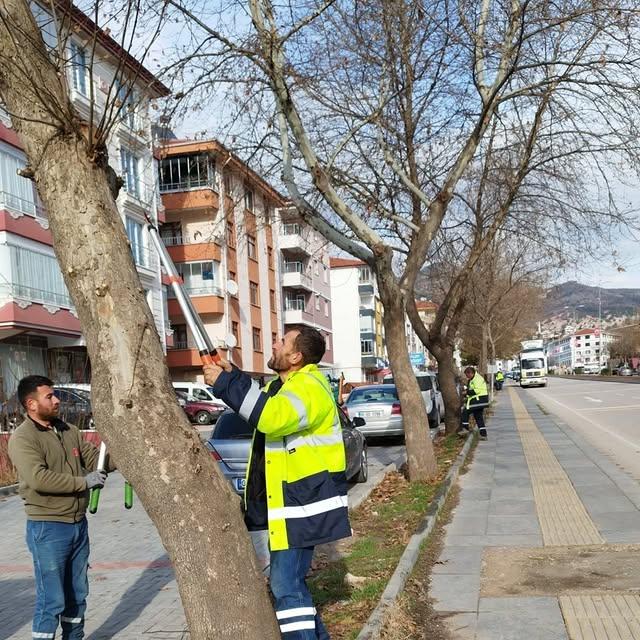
[383,371,444,428]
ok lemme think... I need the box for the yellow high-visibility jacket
[466,372,489,409]
[213,364,351,551]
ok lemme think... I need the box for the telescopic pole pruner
[145,213,221,367]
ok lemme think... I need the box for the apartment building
[274,208,333,367]
[0,3,168,398]
[329,258,386,382]
[547,328,615,372]
[157,138,285,381]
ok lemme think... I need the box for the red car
[176,391,226,425]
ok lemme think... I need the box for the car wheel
[356,447,368,483]
[195,411,212,425]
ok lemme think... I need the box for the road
[519,376,640,481]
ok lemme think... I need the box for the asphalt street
[524,376,640,482]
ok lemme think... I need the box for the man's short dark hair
[291,325,326,365]
[464,366,476,375]
[18,375,54,408]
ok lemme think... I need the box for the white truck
[519,339,547,388]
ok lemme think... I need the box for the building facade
[157,138,285,381]
[274,208,333,367]
[0,4,168,399]
[329,258,386,382]
[546,328,615,372]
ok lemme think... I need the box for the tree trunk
[479,322,489,375]
[431,341,461,435]
[377,280,437,481]
[0,3,280,638]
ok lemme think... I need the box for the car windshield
[384,375,433,391]
[212,412,253,439]
[347,387,398,404]
[522,359,544,370]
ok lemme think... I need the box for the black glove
[85,470,107,489]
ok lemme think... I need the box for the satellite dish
[225,334,238,349]
[226,279,239,296]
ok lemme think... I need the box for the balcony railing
[169,339,188,350]
[160,232,221,246]
[0,283,73,309]
[121,177,156,208]
[159,177,215,193]
[0,190,47,221]
[282,223,302,236]
[129,244,158,270]
[168,284,222,298]
[283,261,306,274]
[285,299,306,311]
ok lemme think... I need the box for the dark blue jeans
[26,518,90,640]
[270,547,329,639]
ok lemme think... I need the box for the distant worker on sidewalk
[204,325,350,640]
[458,366,489,440]
[494,369,505,391]
[8,375,115,640]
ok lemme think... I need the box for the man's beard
[37,405,59,421]
[268,355,286,372]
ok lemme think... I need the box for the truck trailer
[519,339,547,388]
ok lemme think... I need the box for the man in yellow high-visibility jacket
[204,325,350,639]
[458,366,489,440]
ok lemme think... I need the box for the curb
[356,432,476,640]
[0,483,18,497]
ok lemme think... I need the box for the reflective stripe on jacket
[466,372,489,409]
[213,364,351,551]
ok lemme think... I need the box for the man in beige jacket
[9,375,113,640]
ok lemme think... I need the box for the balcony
[282,262,312,291]
[279,223,310,256]
[121,177,156,213]
[161,187,219,213]
[0,283,73,309]
[167,285,224,316]
[0,190,48,226]
[165,347,204,369]
[130,244,158,273]
[358,282,374,295]
[159,233,223,264]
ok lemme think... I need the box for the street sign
[409,352,426,366]
[487,363,498,374]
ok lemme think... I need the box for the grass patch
[0,435,17,487]
[310,434,466,639]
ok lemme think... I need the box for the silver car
[343,384,404,439]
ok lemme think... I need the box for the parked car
[1,386,94,431]
[176,390,226,425]
[206,407,368,495]
[172,382,227,406]
[343,384,405,438]
[382,373,443,427]
[618,365,633,377]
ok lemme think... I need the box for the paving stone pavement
[431,387,640,640]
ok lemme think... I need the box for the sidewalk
[0,442,403,639]
[431,386,640,639]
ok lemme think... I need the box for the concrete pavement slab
[431,573,481,613]
[432,546,485,575]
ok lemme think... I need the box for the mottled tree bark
[0,2,279,637]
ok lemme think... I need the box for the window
[324,299,329,317]
[359,266,372,283]
[228,270,236,282]
[268,246,274,270]
[125,217,147,267]
[9,245,71,307]
[232,321,239,342]
[173,325,188,350]
[250,281,259,306]
[158,154,213,191]
[326,334,331,351]
[361,339,373,355]
[272,332,277,346]
[323,265,328,283]
[116,81,138,129]
[160,222,182,246]
[32,3,57,49]
[0,148,41,218]
[314,260,319,276]
[226,222,235,248]
[244,187,254,211]
[285,294,305,311]
[282,222,302,235]
[174,261,219,295]
[120,148,140,199]
[315,295,320,311]
[247,235,257,259]
[252,327,262,351]
[264,204,272,224]
[223,172,232,194]
[270,289,276,310]
[70,42,88,96]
